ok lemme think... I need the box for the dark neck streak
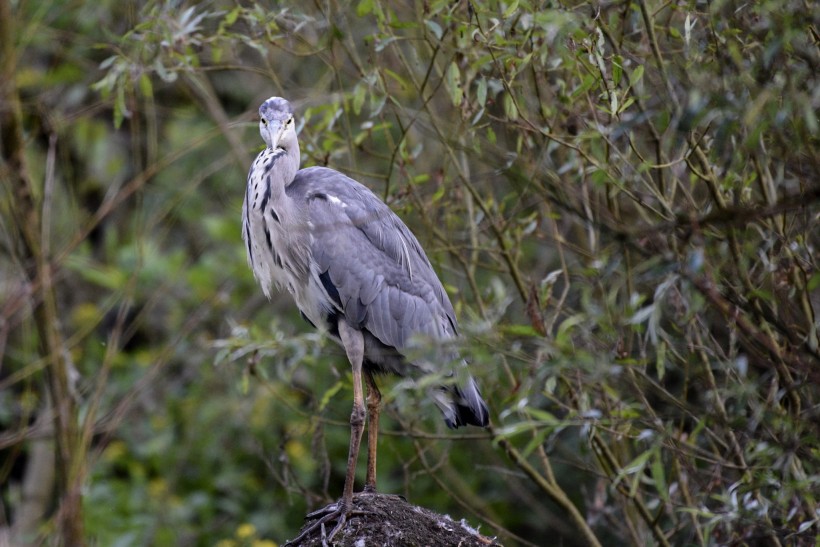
[259,139,300,205]
[258,142,310,280]
[258,148,285,215]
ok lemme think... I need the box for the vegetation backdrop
[1,0,818,545]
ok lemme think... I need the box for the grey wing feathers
[292,166,457,350]
[290,166,488,429]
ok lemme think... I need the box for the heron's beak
[270,120,287,151]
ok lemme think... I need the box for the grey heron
[242,97,489,542]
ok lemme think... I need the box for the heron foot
[287,490,397,546]
[285,505,344,546]
[302,489,383,521]
[286,497,368,546]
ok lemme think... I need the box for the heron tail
[437,375,489,429]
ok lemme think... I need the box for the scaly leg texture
[286,321,365,546]
[364,370,381,492]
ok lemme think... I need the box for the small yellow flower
[102,440,127,462]
[148,478,167,498]
[252,541,278,547]
[236,523,256,539]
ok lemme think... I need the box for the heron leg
[285,320,365,546]
[326,320,365,542]
[364,370,381,492]
[337,320,366,507]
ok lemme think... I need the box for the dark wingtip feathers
[444,376,489,429]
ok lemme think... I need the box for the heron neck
[279,138,301,188]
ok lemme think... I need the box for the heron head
[259,97,296,151]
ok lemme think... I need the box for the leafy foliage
[1,0,817,546]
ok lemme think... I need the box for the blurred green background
[1,1,818,545]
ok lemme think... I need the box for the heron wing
[290,166,458,351]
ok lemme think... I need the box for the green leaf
[612,55,623,85]
[114,84,127,128]
[431,183,446,203]
[224,7,240,25]
[629,64,644,87]
[446,61,463,107]
[807,272,820,292]
[352,83,366,115]
[556,313,585,338]
[612,448,652,492]
[655,340,666,380]
[524,407,559,426]
[138,73,153,98]
[319,380,345,412]
[503,0,519,19]
[425,20,443,41]
[503,92,518,120]
[375,36,397,52]
[382,68,409,89]
[356,0,373,16]
[501,324,540,337]
[619,96,635,113]
[521,427,551,457]
[476,77,487,107]
[629,304,655,325]
[651,448,669,504]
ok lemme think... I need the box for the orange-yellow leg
[364,370,382,492]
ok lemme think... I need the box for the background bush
[1,0,817,545]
